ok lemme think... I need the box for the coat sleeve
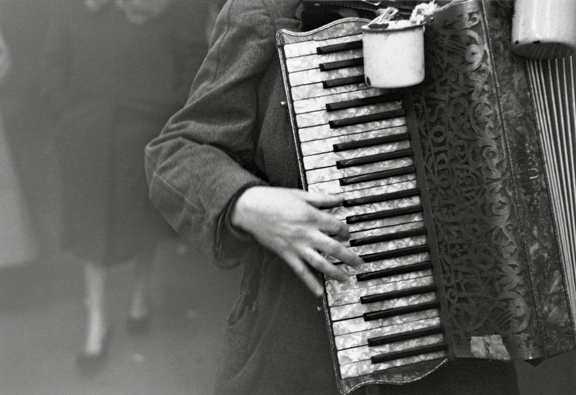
[145,0,275,268]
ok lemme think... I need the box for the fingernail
[338,274,351,283]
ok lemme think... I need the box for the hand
[231,186,364,296]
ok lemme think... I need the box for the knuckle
[307,250,327,269]
[324,240,342,256]
[293,264,308,279]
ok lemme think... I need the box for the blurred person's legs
[83,249,158,342]
[78,243,158,371]
[56,105,175,374]
[77,258,112,375]
[83,260,109,356]
[127,245,156,333]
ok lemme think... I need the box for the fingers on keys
[302,247,349,283]
[283,233,363,297]
[299,189,344,209]
[317,211,350,242]
[316,233,363,267]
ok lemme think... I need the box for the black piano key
[329,109,406,129]
[319,57,363,72]
[340,165,415,186]
[367,325,445,347]
[370,342,448,364]
[360,245,431,264]
[336,148,413,169]
[360,284,438,305]
[357,261,433,282]
[333,132,410,152]
[363,300,440,322]
[326,92,402,112]
[346,205,422,225]
[316,40,363,55]
[322,75,365,89]
[344,188,420,208]
[349,227,427,247]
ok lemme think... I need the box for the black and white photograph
[0,0,575,394]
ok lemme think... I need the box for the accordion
[276,0,576,394]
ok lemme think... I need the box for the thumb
[291,189,344,209]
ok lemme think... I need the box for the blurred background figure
[41,0,207,375]
[0,0,49,264]
[0,16,38,268]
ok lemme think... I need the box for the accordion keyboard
[281,26,448,379]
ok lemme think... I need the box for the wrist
[230,186,262,232]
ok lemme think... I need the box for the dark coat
[43,0,207,263]
[146,0,520,394]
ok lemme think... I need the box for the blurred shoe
[126,315,151,336]
[76,328,113,377]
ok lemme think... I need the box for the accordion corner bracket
[470,335,512,361]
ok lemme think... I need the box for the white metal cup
[361,22,425,89]
[512,0,576,59]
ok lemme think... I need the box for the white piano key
[302,141,411,170]
[338,252,430,277]
[335,180,418,202]
[283,33,362,58]
[334,316,441,349]
[285,48,364,73]
[348,219,424,241]
[296,101,403,129]
[347,235,428,259]
[329,292,437,322]
[308,174,416,195]
[327,274,435,306]
[293,87,385,114]
[337,334,445,366]
[334,275,431,300]
[327,270,432,304]
[289,65,364,87]
[300,126,408,156]
[340,351,447,379]
[331,308,438,337]
[291,81,368,101]
[327,196,421,221]
[329,270,431,299]
[347,213,424,233]
[328,258,430,290]
[293,88,390,114]
[306,158,414,184]
[297,117,407,142]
